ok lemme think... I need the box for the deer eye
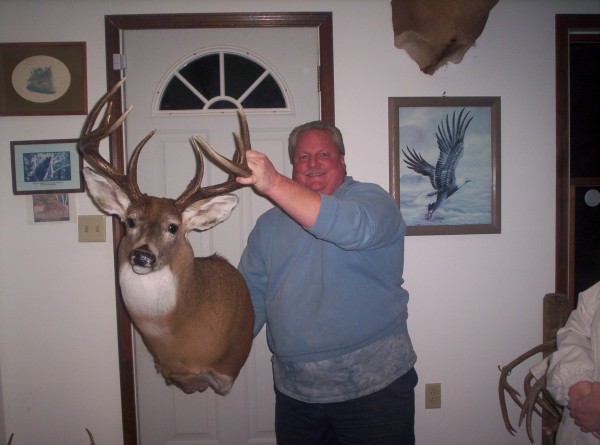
[167,224,179,234]
[127,217,136,229]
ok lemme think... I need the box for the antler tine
[79,78,128,159]
[81,80,123,137]
[520,372,562,425]
[193,134,251,179]
[519,374,550,443]
[85,428,96,445]
[199,110,252,178]
[126,128,157,199]
[175,110,252,210]
[176,137,207,209]
[498,341,559,438]
[236,108,251,164]
[498,365,520,436]
[78,78,146,200]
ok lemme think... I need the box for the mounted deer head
[391,0,498,75]
[78,79,254,395]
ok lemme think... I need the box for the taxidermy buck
[78,80,254,395]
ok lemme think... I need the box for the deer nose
[131,246,156,268]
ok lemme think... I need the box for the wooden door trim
[104,12,334,445]
[555,14,600,309]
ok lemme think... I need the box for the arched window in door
[155,47,291,114]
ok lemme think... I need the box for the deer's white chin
[132,264,153,275]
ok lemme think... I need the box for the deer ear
[183,194,239,231]
[83,167,131,220]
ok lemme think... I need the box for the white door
[121,28,319,445]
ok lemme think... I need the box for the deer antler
[5,429,95,444]
[78,78,155,201]
[81,79,253,210]
[498,341,562,442]
[176,110,252,210]
[518,373,562,442]
[85,428,95,445]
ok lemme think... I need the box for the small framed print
[31,193,73,223]
[0,42,87,116]
[10,139,84,195]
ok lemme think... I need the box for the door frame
[103,12,334,445]
[555,14,600,310]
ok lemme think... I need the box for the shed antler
[5,428,95,444]
[498,341,562,442]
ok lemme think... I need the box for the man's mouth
[306,171,325,177]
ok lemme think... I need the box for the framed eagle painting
[388,96,501,236]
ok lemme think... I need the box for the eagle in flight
[402,108,474,220]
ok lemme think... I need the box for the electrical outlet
[78,215,106,242]
[425,383,441,409]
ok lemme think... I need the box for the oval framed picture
[0,42,87,116]
[12,55,72,103]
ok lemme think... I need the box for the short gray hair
[288,120,345,162]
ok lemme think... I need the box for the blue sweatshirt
[238,176,413,364]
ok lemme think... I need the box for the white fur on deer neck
[119,264,177,320]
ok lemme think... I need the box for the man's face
[291,129,346,195]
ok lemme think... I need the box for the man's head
[288,121,346,195]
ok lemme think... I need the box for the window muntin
[156,48,290,114]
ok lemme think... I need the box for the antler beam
[176,110,252,210]
[78,78,154,202]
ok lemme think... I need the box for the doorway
[104,12,334,445]
[555,15,600,310]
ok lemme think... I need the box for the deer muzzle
[130,245,156,274]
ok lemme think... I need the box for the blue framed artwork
[11,139,84,195]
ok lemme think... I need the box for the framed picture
[10,139,84,195]
[31,193,73,223]
[0,42,87,116]
[389,96,501,235]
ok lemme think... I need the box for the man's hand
[569,381,600,434]
[235,149,321,228]
[236,150,283,195]
[569,381,593,401]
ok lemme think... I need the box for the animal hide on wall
[391,0,499,75]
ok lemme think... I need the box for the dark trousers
[275,367,418,445]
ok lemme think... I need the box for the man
[237,120,417,445]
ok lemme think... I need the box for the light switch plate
[78,215,106,242]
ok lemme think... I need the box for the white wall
[1,1,599,444]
